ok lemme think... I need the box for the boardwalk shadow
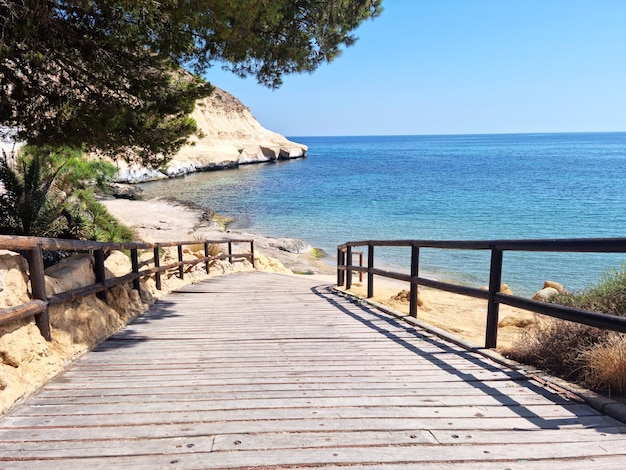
[312,285,623,433]
[92,300,181,352]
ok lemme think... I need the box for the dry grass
[504,319,609,383]
[579,333,626,396]
[504,264,626,396]
[188,240,224,257]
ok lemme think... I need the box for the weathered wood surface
[0,271,625,469]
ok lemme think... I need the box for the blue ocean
[139,133,626,297]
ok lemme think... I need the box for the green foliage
[0,146,133,241]
[310,247,328,260]
[0,152,68,236]
[66,190,134,243]
[1,0,382,166]
[549,264,626,317]
[22,145,117,191]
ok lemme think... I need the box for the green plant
[66,190,134,243]
[0,152,68,236]
[549,265,626,317]
[0,146,132,242]
[310,247,328,260]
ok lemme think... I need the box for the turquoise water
[139,132,626,296]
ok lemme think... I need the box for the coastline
[102,196,536,351]
[100,196,336,277]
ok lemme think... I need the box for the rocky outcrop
[532,280,566,302]
[115,87,307,183]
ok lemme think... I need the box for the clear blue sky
[204,0,626,137]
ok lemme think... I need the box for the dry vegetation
[503,265,626,397]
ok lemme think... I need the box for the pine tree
[0,1,382,167]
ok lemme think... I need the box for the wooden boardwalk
[0,271,625,469]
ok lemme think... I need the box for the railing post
[27,244,51,341]
[228,242,233,264]
[153,245,162,290]
[345,245,352,290]
[131,247,140,291]
[177,244,184,279]
[94,249,108,303]
[409,245,420,318]
[204,242,210,274]
[357,252,363,282]
[250,240,255,268]
[337,248,345,286]
[485,247,503,348]
[367,244,374,298]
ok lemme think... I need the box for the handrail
[0,235,255,340]
[337,238,626,348]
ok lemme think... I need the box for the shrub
[509,319,608,382]
[0,151,68,236]
[580,333,626,395]
[0,146,132,242]
[549,265,626,317]
[506,264,626,396]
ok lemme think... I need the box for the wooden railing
[0,235,254,340]
[337,238,626,348]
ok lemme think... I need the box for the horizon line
[287,130,626,139]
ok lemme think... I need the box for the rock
[532,287,559,302]
[111,87,307,183]
[109,183,143,200]
[543,280,566,293]
[498,314,537,329]
[253,254,293,275]
[104,251,132,277]
[479,283,513,295]
[114,160,168,183]
[391,289,428,308]
[44,254,95,295]
[269,238,313,254]
[0,251,30,308]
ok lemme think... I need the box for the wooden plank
[1,440,626,469]
[1,271,625,469]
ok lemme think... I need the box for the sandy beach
[102,196,537,352]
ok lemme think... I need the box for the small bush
[580,333,626,395]
[506,264,626,396]
[509,319,608,382]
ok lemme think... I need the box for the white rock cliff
[115,87,307,183]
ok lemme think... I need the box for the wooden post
[204,242,210,274]
[94,249,108,303]
[345,245,352,290]
[409,245,420,318]
[131,248,140,291]
[153,246,162,290]
[177,244,184,279]
[485,247,503,349]
[228,242,233,264]
[367,244,374,298]
[250,241,255,268]
[358,252,364,282]
[27,244,51,341]
[337,248,345,287]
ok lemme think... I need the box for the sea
[138,132,626,297]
